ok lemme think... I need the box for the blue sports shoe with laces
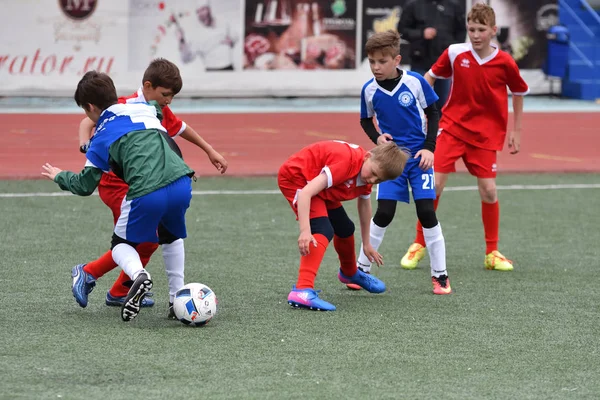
[105,292,155,308]
[287,286,336,311]
[338,268,386,293]
[71,264,96,308]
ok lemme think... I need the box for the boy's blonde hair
[365,30,401,58]
[369,142,409,181]
[467,3,496,27]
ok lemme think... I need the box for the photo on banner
[360,0,411,67]
[128,0,243,72]
[243,0,357,70]
[470,0,558,69]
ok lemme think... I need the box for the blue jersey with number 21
[360,69,438,203]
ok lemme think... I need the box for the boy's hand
[298,230,317,256]
[208,149,228,174]
[415,149,434,170]
[79,140,90,154]
[377,133,393,145]
[41,163,62,180]
[508,130,521,154]
[363,244,383,266]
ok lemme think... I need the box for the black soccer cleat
[121,272,153,322]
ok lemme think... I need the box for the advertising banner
[360,0,411,67]
[243,0,358,70]
[0,0,554,97]
[128,0,243,72]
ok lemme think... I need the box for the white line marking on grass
[1,183,600,198]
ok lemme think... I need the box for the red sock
[482,201,499,254]
[334,234,357,276]
[83,250,117,280]
[109,242,159,298]
[137,242,159,267]
[415,196,440,246]
[295,233,330,290]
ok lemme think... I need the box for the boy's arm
[179,125,228,174]
[508,95,524,154]
[505,58,529,155]
[422,102,439,152]
[424,71,436,87]
[357,196,383,265]
[78,117,96,149]
[296,173,328,255]
[360,85,391,145]
[356,196,373,246]
[360,118,381,144]
[42,161,103,196]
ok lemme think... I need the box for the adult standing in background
[399,0,466,110]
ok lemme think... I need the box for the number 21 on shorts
[422,173,435,190]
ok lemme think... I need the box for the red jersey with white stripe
[429,43,529,151]
[119,88,186,137]
[279,140,372,202]
[99,88,187,188]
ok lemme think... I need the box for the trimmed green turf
[0,174,599,399]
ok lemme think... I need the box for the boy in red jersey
[72,58,228,314]
[400,3,529,271]
[278,140,408,311]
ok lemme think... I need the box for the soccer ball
[173,283,217,327]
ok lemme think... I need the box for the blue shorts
[376,159,436,203]
[114,176,192,243]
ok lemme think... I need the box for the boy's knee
[415,199,438,229]
[111,233,139,249]
[158,224,181,244]
[310,217,334,242]
[373,200,396,228]
[478,183,497,203]
[328,207,355,238]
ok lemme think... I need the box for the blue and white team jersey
[361,70,439,203]
[86,103,166,172]
[360,70,438,156]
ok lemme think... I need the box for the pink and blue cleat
[287,286,336,311]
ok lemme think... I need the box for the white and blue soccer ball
[173,283,217,327]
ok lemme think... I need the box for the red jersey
[279,140,372,202]
[100,88,187,187]
[119,88,186,137]
[429,43,529,151]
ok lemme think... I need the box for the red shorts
[98,173,128,226]
[434,130,498,178]
[277,173,341,219]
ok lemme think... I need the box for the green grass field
[1,173,599,399]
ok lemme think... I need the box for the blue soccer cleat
[338,268,386,293]
[71,264,96,308]
[287,286,336,311]
[105,292,155,308]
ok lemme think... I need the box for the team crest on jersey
[398,91,414,107]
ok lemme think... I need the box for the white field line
[1,183,600,198]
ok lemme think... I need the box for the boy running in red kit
[72,58,228,314]
[278,140,408,311]
[401,4,529,271]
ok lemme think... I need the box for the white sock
[357,220,387,273]
[112,243,148,281]
[423,223,447,277]
[162,239,185,303]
